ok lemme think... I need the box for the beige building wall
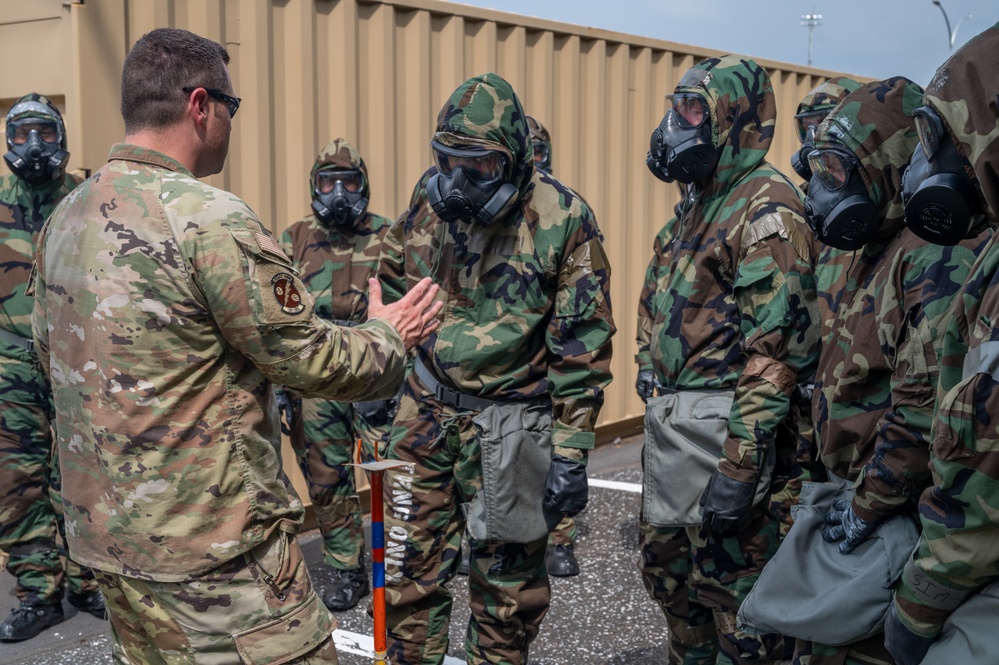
[1,0,865,497]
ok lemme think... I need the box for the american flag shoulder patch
[254,231,291,262]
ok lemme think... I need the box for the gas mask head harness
[646,92,718,184]
[902,104,982,245]
[791,110,828,181]
[311,168,368,229]
[426,139,518,225]
[4,100,69,185]
[803,146,881,251]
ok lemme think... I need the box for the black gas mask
[4,103,68,185]
[803,148,881,251]
[311,168,368,229]
[646,93,718,184]
[902,105,981,245]
[426,139,518,225]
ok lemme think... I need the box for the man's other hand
[367,277,443,351]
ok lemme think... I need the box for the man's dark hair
[121,28,231,132]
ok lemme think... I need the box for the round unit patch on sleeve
[272,273,306,315]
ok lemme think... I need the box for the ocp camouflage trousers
[638,505,784,665]
[0,355,97,604]
[95,528,338,665]
[383,376,551,665]
[290,396,389,570]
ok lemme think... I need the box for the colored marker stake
[349,439,414,665]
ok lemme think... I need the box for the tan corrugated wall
[1,0,866,441]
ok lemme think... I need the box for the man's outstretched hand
[367,277,443,351]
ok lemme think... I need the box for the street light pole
[932,0,973,49]
[801,12,823,66]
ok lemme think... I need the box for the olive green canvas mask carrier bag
[642,388,774,527]
[465,400,562,543]
[415,356,560,543]
[737,479,919,646]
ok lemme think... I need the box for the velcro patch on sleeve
[231,228,312,326]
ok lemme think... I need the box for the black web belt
[413,355,501,412]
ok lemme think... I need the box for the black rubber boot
[323,566,370,611]
[0,601,66,642]
[69,590,107,620]
[546,543,580,577]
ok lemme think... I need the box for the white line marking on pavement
[333,629,466,664]
[589,477,642,493]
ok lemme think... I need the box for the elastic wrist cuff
[552,425,594,450]
[718,457,757,484]
[553,445,587,464]
[901,557,976,612]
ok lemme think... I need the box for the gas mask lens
[794,111,826,144]
[314,169,364,195]
[912,106,944,160]
[532,141,549,168]
[808,149,856,192]
[431,141,508,185]
[7,119,61,146]
[666,94,709,129]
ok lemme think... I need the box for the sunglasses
[182,86,241,118]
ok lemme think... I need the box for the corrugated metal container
[1,0,864,502]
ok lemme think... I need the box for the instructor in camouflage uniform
[379,73,614,665]
[0,94,105,642]
[794,76,988,665]
[639,55,819,664]
[29,28,440,663]
[279,138,395,611]
[886,24,999,665]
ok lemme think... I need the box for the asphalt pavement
[1,432,672,665]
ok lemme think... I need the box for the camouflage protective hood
[310,138,371,200]
[797,76,864,116]
[922,22,999,221]
[674,54,776,190]
[434,73,533,196]
[6,93,67,151]
[814,77,924,239]
[527,116,551,149]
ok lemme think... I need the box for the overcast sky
[445,0,994,87]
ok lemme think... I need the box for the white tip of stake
[347,460,416,472]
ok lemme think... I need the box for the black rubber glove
[794,382,815,408]
[543,455,588,517]
[699,470,756,534]
[822,498,879,554]
[354,399,392,426]
[884,602,936,665]
[636,370,655,403]
[275,389,295,436]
